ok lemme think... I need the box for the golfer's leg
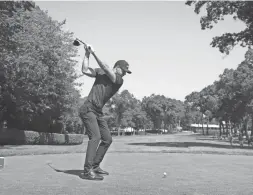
[93,116,112,169]
[81,112,101,172]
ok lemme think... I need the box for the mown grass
[1,152,253,195]
[1,132,253,157]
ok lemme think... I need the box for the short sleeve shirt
[85,68,123,113]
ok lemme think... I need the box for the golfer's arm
[81,52,96,78]
[92,52,116,83]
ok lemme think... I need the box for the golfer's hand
[86,44,95,54]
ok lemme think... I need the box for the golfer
[79,44,131,180]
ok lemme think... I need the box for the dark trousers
[79,108,112,171]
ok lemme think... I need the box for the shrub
[65,134,84,145]
[0,128,28,145]
[24,130,40,144]
[0,128,84,145]
[50,133,65,145]
[38,132,65,145]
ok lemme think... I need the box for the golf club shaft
[76,38,88,48]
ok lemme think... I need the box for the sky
[35,1,247,101]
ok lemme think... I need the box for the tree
[181,102,201,129]
[0,3,81,133]
[212,68,237,135]
[142,94,167,131]
[185,91,207,134]
[186,1,253,55]
[0,1,35,126]
[126,100,150,134]
[142,94,184,132]
[184,48,253,138]
[108,90,137,135]
[231,49,253,138]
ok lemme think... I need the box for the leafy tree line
[102,90,186,135]
[5,1,253,137]
[0,1,82,133]
[5,1,253,136]
[185,1,253,139]
[185,50,253,138]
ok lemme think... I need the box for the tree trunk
[251,114,253,136]
[144,122,146,135]
[220,121,225,135]
[229,121,233,135]
[244,116,250,141]
[207,117,209,135]
[219,121,222,136]
[225,121,229,136]
[234,123,237,134]
[222,122,225,135]
[239,123,243,134]
[0,121,3,131]
[116,115,121,136]
[228,120,232,135]
[233,123,236,134]
[201,113,204,135]
[117,128,120,136]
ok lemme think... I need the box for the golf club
[73,38,89,49]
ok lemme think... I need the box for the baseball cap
[114,60,132,74]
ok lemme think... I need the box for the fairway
[1,151,253,195]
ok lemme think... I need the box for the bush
[0,128,84,145]
[24,130,40,144]
[65,134,85,145]
[38,133,66,145]
[63,113,84,134]
[0,128,30,145]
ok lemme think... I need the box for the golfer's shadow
[47,163,84,178]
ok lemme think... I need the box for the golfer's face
[122,70,126,76]
[117,68,126,76]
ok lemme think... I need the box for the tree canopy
[186,1,253,55]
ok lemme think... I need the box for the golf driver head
[73,39,81,46]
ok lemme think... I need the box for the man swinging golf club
[77,39,131,180]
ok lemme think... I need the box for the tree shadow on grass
[196,137,218,141]
[128,141,253,150]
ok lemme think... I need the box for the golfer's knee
[91,135,101,142]
[103,136,112,146]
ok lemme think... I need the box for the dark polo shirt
[81,69,123,115]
